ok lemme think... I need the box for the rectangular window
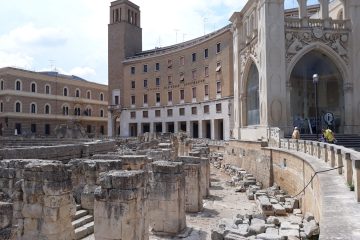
[191,107,197,115]
[143,64,148,72]
[216,61,222,72]
[168,59,172,68]
[204,85,209,96]
[180,89,185,100]
[168,91,173,102]
[216,42,221,53]
[155,63,160,71]
[205,66,209,77]
[180,56,185,65]
[131,95,136,105]
[143,94,148,104]
[131,81,135,89]
[156,77,160,86]
[115,96,119,105]
[180,73,184,82]
[31,124,36,133]
[156,93,161,103]
[204,105,209,114]
[204,48,209,58]
[192,87,196,99]
[131,66,135,74]
[45,124,50,135]
[143,79,148,88]
[192,70,197,80]
[168,75,172,85]
[167,109,173,117]
[130,111,136,118]
[143,111,148,118]
[216,81,222,94]
[155,110,161,117]
[45,85,50,94]
[192,53,196,62]
[216,103,222,113]
[179,108,185,116]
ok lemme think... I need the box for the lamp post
[313,74,319,140]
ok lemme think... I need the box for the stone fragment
[256,233,286,240]
[303,220,320,237]
[267,216,280,226]
[303,212,315,222]
[273,204,287,216]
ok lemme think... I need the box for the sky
[0,0,318,85]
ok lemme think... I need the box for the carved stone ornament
[239,40,259,75]
[285,28,349,65]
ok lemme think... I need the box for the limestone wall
[0,140,116,161]
[222,140,272,188]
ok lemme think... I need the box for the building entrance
[290,51,344,133]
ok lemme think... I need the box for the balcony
[285,18,351,31]
[108,104,121,112]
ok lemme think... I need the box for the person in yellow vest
[324,127,336,144]
[292,127,300,140]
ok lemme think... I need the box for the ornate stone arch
[287,42,349,83]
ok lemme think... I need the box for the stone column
[174,121,179,134]
[94,170,148,240]
[149,161,186,235]
[107,112,114,137]
[198,120,203,138]
[162,122,166,134]
[343,153,353,186]
[298,0,308,18]
[352,160,360,202]
[186,121,191,137]
[329,146,336,167]
[210,119,215,140]
[335,149,343,174]
[150,122,154,134]
[138,122,142,135]
[319,0,329,19]
[183,162,202,213]
[19,161,75,240]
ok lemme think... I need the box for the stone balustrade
[279,138,360,202]
[285,18,351,30]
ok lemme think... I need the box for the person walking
[292,126,300,140]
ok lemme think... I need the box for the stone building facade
[0,67,108,137]
[107,0,233,140]
[108,0,360,141]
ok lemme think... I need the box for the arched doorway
[246,63,260,126]
[290,50,344,133]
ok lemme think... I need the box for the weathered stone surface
[94,170,148,240]
[303,220,320,237]
[256,233,286,240]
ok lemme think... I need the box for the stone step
[74,209,89,221]
[76,204,81,211]
[72,215,94,229]
[75,221,94,240]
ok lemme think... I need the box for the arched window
[63,87,68,97]
[0,102,3,112]
[62,105,69,115]
[100,93,104,101]
[15,80,22,91]
[86,90,91,99]
[45,84,51,94]
[75,89,80,98]
[0,80,4,90]
[31,82,37,93]
[15,101,22,113]
[100,109,104,117]
[44,104,51,114]
[74,107,81,116]
[30,103,37,114]
[246,63,260,125]
[85,106,92,116]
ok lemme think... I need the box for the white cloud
[69,67,96,78]
[0,50,33,69]
[0,23,67,51]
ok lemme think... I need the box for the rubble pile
[211,210,320,240]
